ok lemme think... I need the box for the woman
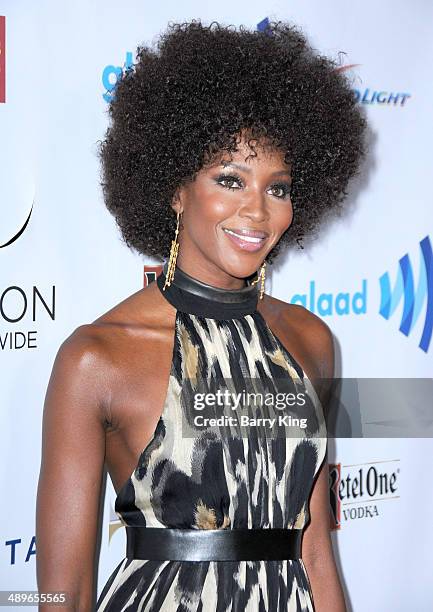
[36,20,366,611]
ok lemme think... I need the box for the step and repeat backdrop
[1,1,432,610]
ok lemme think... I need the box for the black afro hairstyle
[98,19,367,265]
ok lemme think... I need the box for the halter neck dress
[96,264,327,611]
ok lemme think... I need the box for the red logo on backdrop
[0,16,5,103]
[143,264,163,288]
[328,460,399,528]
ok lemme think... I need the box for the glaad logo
[379,235,432,353]
[101,51,134,103]
[290,236,431,353]
[329,460,400,529]
[0,16,5,104]
[290,280,367,316]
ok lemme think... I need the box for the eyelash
[215,173,292,199]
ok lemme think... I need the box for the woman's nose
[239,192,269,223]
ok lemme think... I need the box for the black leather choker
[156,261,259,319]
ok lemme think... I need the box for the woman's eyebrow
[221,161,291,177]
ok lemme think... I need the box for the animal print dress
[96,264,327,611]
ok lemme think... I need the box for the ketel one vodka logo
[379,235,432,353]
[329,460,400,529]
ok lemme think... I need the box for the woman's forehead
[205,140,291,172]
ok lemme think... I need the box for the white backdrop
[1,1,432,610]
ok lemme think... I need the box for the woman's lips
[222,228,268,252]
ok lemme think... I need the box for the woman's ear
[171,186,185,216]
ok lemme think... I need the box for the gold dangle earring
[251,261,267,300]
[163,210,181,291]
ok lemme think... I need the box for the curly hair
[98,19,367,265]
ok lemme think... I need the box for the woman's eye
[216,175,242,190]
[268,184,291,199]
[216,175,291,198]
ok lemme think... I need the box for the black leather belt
[126,527,303,561]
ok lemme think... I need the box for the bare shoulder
[51,282,169,408]
[259,292,334,342]
[48,323,113,423]
[61,281,170,360]
[259,293,335,380]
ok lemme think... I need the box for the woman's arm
[300,314,347,612]
[36,326,108,611]
[303,455,346,611]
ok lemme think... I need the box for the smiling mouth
[222,228,269,242]
[222,227,268,251]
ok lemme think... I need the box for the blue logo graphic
[290,280,367,316]
[102,51,134,103]
[353,89,411,106]
[379,235,432,353]
[257,17,272,34]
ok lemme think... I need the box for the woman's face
[173,135,293,289]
